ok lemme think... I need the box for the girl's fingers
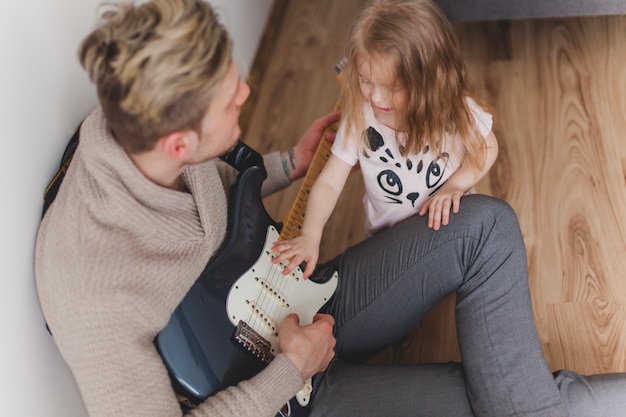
[429,200,442,229]
[452,195,461,213]
[272,241,292,250]
[271,239,319,277]
[441,199,452,226]
[282,262,296,275]
[303,263,315,280]
[441,210,449,226]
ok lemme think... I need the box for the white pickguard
[226,225,338,406]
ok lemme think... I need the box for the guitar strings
[246,229,295,352]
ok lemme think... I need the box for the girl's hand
[271,235,321,279]
[419,130,498,230]
[419,187,465,230]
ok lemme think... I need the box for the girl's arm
[419,130,498,230]
[272,154,353,278]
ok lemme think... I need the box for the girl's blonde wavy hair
[339,0,490,171]
[79,0,232,153]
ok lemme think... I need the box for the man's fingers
[318,111,341,128]
[282,313,300,327]
[311,314,335,334]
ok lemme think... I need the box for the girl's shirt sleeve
[467,98,493,138]
[330,119,360,166]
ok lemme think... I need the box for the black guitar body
[155,142,336,417]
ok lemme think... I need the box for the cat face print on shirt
[362,126,450,207]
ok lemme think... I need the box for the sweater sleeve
[46,295,304,417]
[189,355,305,417]
[330,119,359,167]
[261,151,291,197]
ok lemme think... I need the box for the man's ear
[159,130,198,160]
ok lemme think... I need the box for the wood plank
[457,15,626,373]
[243,0,367,263]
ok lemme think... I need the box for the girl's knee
[554,370,626,417]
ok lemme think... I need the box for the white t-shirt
[332,98,493,236]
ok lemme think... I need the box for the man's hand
[281,112,341,181]
[279,313,336,381]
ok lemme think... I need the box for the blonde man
[37,0,336,416]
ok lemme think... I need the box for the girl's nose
[370,86,382,103]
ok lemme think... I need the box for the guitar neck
[279,69,343,242]
[279,130,335,241]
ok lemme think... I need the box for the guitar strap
[42,123,81,218]
[219,140,267,175]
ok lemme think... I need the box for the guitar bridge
[233,321,274,364]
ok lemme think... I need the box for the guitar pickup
[256,278,288,307]
[234,321,274,364]
[246,301,278,336]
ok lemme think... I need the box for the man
[36,0,626,416]
[37,0,336,415]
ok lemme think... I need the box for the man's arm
[261,111,340,197]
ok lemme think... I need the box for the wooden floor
[241,0,626,375]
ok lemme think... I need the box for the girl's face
[357,55,407,131]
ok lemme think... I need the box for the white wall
[0,0,272,415]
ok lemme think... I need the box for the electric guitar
[155,136,339,417]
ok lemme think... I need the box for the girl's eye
[388,81,401,92]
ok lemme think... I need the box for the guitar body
[155,143,338,417]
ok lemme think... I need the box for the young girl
[273,0,498,278]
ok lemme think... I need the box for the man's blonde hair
[79,0,232,152]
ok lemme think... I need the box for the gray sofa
[434,0,626,21]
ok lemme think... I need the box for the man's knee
[554,369,626,417]
[455,194,519,231]
[459,194,514,218]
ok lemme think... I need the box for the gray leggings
[311,195,625,417]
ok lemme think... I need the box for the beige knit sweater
[35,108,304,417]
